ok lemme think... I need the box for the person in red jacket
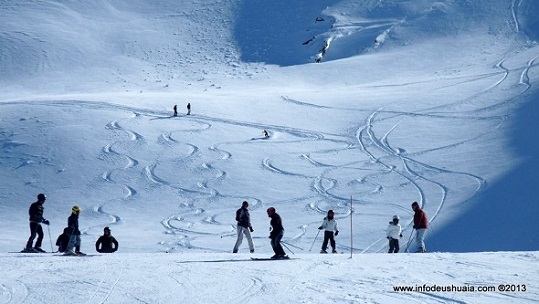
[412,201,428,253]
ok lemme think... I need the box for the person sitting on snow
[95,226,119,253]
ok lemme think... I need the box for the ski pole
[47,225,54,253]
[281,241,304,250]
[404,228,415,253]
[309,229,321,252]
[281,242,295,255]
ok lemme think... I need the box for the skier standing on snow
[411,202,428,253]
[173,105,178,116]
[186,102,191,115]
[386,215,403,253]
[24,193,50,252]
[65,206,84,255]
[267,207,287,259]
[95,226,119,253]
[318,209,339,253]
[233,201,255,253]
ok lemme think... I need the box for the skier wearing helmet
[386,215,403,253]
[23,193,50,253]
[65,206,85,256]
[318,210,339,254]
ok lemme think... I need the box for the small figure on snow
[411,202,428,253]
[24,193,50,253]
[95,226,119,253]
[233,201,254,253]
[267,207,287,259]
[318,210,339,253]
[64,206,85,255]
[387,215,403,253]
[186,102,191,115]
[56,227,71,253]
[263,130,269,138]
[173,105,178,116]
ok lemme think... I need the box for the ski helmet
[72,206,81,213]
[393,215,399,220]
[37,193,46,201]
[104,226,111,232]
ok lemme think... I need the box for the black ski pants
[26,222,44,249]
[270,231,286,256]
[322,230,336,251]
[388,238,400,253]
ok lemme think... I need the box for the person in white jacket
[318,210,339,253]
[387,215,403,253]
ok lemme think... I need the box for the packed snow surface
[1,0,538,303]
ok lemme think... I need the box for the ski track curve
[351,49,535,252]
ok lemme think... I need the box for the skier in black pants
[267,207,287,259]
[318,209,339,254]
[24,193,50,252]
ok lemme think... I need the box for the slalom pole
[281,242,295,255]
[350,195,353,259]
[405,228,415,253]
[309,229,321,252]
[47,225,54,253]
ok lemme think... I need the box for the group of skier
[23,192,428,256]
[232,200,429,257]
[173,102,191,117]
[23,193,119,255]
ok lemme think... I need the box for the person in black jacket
[95,227,119,253]
[232,201,254,253]
[64,206,84,255]
[267,207,287,259]
[56,227,71,253]
[24,193,50,252]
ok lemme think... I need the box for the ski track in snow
[1,44,535,253]
[352,49,539,252]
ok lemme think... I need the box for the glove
[43,220,50,225]
[249,227,254,232]
[318,226,323,230]
[387,236,391,240]
[413,225,417,229]
[334,231,339,236]
[399,233,403,238]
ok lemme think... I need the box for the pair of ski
[250,256,293,261]
[10,249,94,257]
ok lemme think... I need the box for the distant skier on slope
[23,193,50,253]
[232,201,255,253]
[318,210,339,253]
[387,215,403,253]
[267,207,287,259]
[411,202,428,253]
[173,105,178,116]
[263,130,269,138]
[186,102,191,115]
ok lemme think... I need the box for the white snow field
[1,0,538,303]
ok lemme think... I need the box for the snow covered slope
[0,0,538,302]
